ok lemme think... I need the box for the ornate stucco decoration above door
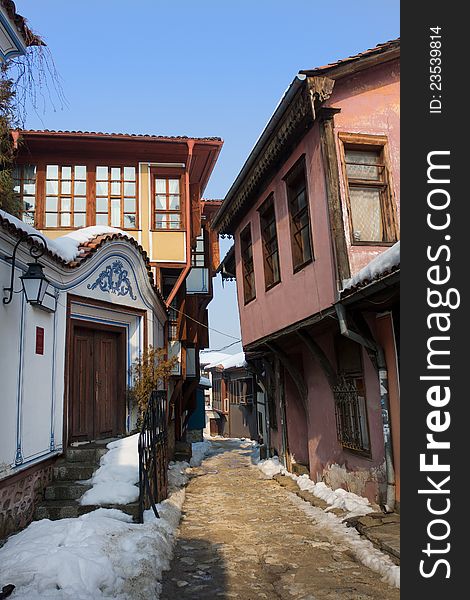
[87,260,137,300]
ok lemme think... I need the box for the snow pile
[190,440,213,467]
[296,476,373,517]
[168,461,190,490]
[343,241,400,291]
[256,457,373,518]
[289,494,400,588]
[0,491,186,599]
[257,455,283,478]
[206,351,247,370]
[0,210,134,263]
[81,435,139,506]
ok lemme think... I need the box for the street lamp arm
[3,232,48,305]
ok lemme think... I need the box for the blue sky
[16,0,399,353]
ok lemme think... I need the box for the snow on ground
[289,493,400,588]
[189,440,212,467]
[0,439,214,599]
[256,456,374,517]
[256,456,399,588]
[81,435,139,506]
[0,488,185,599]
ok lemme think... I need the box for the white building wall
[1,233,167,481]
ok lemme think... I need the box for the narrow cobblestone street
[161,440,399,599]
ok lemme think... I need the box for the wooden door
[70,324,126,442]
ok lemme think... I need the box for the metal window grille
[333,377,370,453]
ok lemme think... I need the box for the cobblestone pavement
[160,440,399,600]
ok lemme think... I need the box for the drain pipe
[335,302,396,513]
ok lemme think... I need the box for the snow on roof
[0,210,135,263]
[206,351,247,370]
[199,376,212,388]
[54,226,135,262]
[199,351,232,367]
[342,241,400,292]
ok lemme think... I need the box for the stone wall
[186,429,203,443]
[0,461,54,540]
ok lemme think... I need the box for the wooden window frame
[240,224,256,305]
[44,164,88,230]
[95,165,138,230]
[191,228,207,268]
[150,169,185,231]
[19,159,140,231]
[284,155,314,273]
[13,164,37,226]
[258,193,281,290]
[339,133,399,246]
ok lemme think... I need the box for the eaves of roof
[300,38,400,79]
[1,0,43,46]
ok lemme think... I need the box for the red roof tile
[18,129,222,143]
[300,38,400,77]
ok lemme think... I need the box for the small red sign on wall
[36,327,44,355]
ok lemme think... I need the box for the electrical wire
[171,305,241,341]
[200,339,242,353]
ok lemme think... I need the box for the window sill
[293,257,314,274]
[350,240,397,247]
[265,279,281,292]
[244,296,256,306]
[341,445,373,460]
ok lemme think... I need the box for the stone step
[34,500,140,522]
[64,446,107,464]
[34,501,97,521]
[44,481,92,501]
[53,463,96,481]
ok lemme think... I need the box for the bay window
[341,134,398,244]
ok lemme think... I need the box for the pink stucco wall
[329,58,400,275]
[235,58,400,347]
[233,58,400,503]
[284,334,387,502]
[234,124,337,347]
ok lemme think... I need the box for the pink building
[214,40,400,509]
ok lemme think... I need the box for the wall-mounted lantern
[3,233,50,307]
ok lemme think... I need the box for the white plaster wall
[0,243,65,478]
[1,235,167,480]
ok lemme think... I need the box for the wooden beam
[246,358,269,392]
[296,330,338,391]
[266,342,309,421]
[318,109,351,286]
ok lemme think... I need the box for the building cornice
[213,76,335,236]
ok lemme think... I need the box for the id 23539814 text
[429,26,443,114]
